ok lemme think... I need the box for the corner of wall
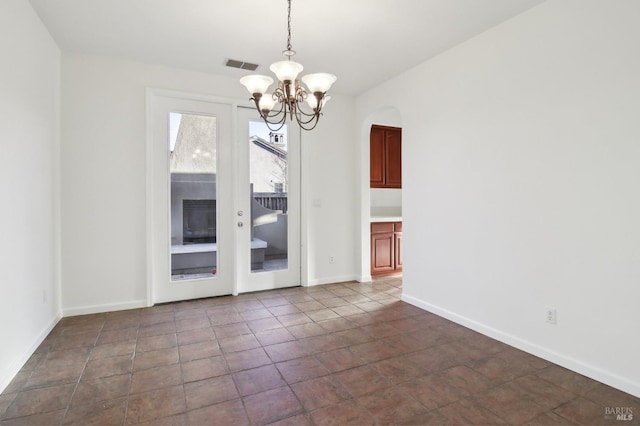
[0,311,61,393]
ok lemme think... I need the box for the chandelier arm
[259,101,288,131]
[296,110,321,126]
[249,95,272,123]
[249,96,261,113]
[264,113,287,128]
[295,112,320,131]
[263,109,286,121]
[295,106,320,119]
[273,86,286,105]
[262,118,288,132]
[264,98,286,119]
[290,101,320,128]
[294,86,306,103]
[259,107,287,131]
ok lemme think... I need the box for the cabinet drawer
[371,222,394,233]
[394,222,402,232]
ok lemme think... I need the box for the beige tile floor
[1,277,638,425]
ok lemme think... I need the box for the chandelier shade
[239,75,274,96]
[238,0,336,131]
[258,94,277,112]
[306,95,330,110]
[269,60,304,83]
[301,73,337,94]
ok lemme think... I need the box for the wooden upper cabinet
[370,125,401,188]
[385,129,402,188]
[369,126,385,188]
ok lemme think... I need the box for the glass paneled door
[148,92,235,303]
[147,93,301,304]
[236,107,301,293]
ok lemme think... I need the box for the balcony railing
[254,192,288,213]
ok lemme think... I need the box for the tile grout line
[59,317,106,426]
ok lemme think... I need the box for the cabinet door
[370,126,385,188]
[385,128,402,188]
[394,232,402,272]
[371,232,395,275]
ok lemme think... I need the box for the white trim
[358,274,373,283]
[231,102,240,296]
[306,275,360,287]
[146,88,252,109]
[401,292,640,398]
[63,300,148,317]
[0,312,61,393]
[145,89,155,307]
[299,131,309,287]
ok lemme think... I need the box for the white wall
[0,0,61,392]
[61,54,358,313]
[302,93,359,285]
[357,0,640,397]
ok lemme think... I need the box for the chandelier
[239,0,336,131]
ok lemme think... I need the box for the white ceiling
[28,0,544,96]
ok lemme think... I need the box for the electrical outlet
[329,256,334,264]
[545,307,557,324]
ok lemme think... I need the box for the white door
[235,107,301,293]
[147,93,302,304]
[148,91,235,303]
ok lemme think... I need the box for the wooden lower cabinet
[394,232,402,272]
[371,221,402,276]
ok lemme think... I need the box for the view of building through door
[168,115,292,279]
[248,121,289,273]
[169,112,219,281]
[236,107,301,293]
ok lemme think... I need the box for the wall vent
[225,59,259,71]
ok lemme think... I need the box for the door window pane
[249,122,288,272]
[169,112,218,281]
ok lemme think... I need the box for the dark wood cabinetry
[394,222,402,272]
[371,221,402,276]
[370,125,402,188]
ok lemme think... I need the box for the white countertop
[370,215,402,223]
[370,206,401,222]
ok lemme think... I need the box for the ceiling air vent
[225,59,259,71]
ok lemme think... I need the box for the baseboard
[401,293,640,398]
[0,311,62,393]
[306,275,360,287]
[358,274,373,283]
[63,299,148,317]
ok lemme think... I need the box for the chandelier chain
[286,0,293,52]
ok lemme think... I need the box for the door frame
[145,88,309,306]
